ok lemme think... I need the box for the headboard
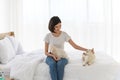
[0,32,14,40]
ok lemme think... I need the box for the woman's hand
[52,54,60,61]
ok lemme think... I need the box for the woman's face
[54,23,61,33]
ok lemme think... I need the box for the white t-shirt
[44,31,71,49]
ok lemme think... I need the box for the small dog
[50,45,68,60]
[82,49,95,66]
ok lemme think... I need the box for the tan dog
[50,45,68,60]
[82,49,95,66]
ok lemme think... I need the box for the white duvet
[10,50,120,80]
[10,50,45,80]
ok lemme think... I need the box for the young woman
[44,16,94,80]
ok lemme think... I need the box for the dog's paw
[88,64,91,66]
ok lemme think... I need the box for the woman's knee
[46,56,56,67]
[57,58,68,67]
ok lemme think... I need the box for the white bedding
[34,51,120,80]
[0,49,45,79]
[10,49,45,80]
[1,50,120,80]
[0,54,25,76]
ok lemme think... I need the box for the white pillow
[6,36,18,52]
[16,43,25,55]
[6,36,24,55]
[0,37,16,63]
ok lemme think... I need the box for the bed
[0,32,120,80]
[33,51,120,80]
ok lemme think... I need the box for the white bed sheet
[34,51,120,80]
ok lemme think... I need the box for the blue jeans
[46,56,68,80]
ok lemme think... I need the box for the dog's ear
[50,46,53,52]
[50,45,55,52]
[83,52,87,55]
[91,48,94,54]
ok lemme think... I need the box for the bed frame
[0,32,14,40]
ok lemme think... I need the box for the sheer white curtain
[0,0,10,32]
[111,0,120,61]
[21,0,49,51]
[11,0,50,51]
[10,0,120,62]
